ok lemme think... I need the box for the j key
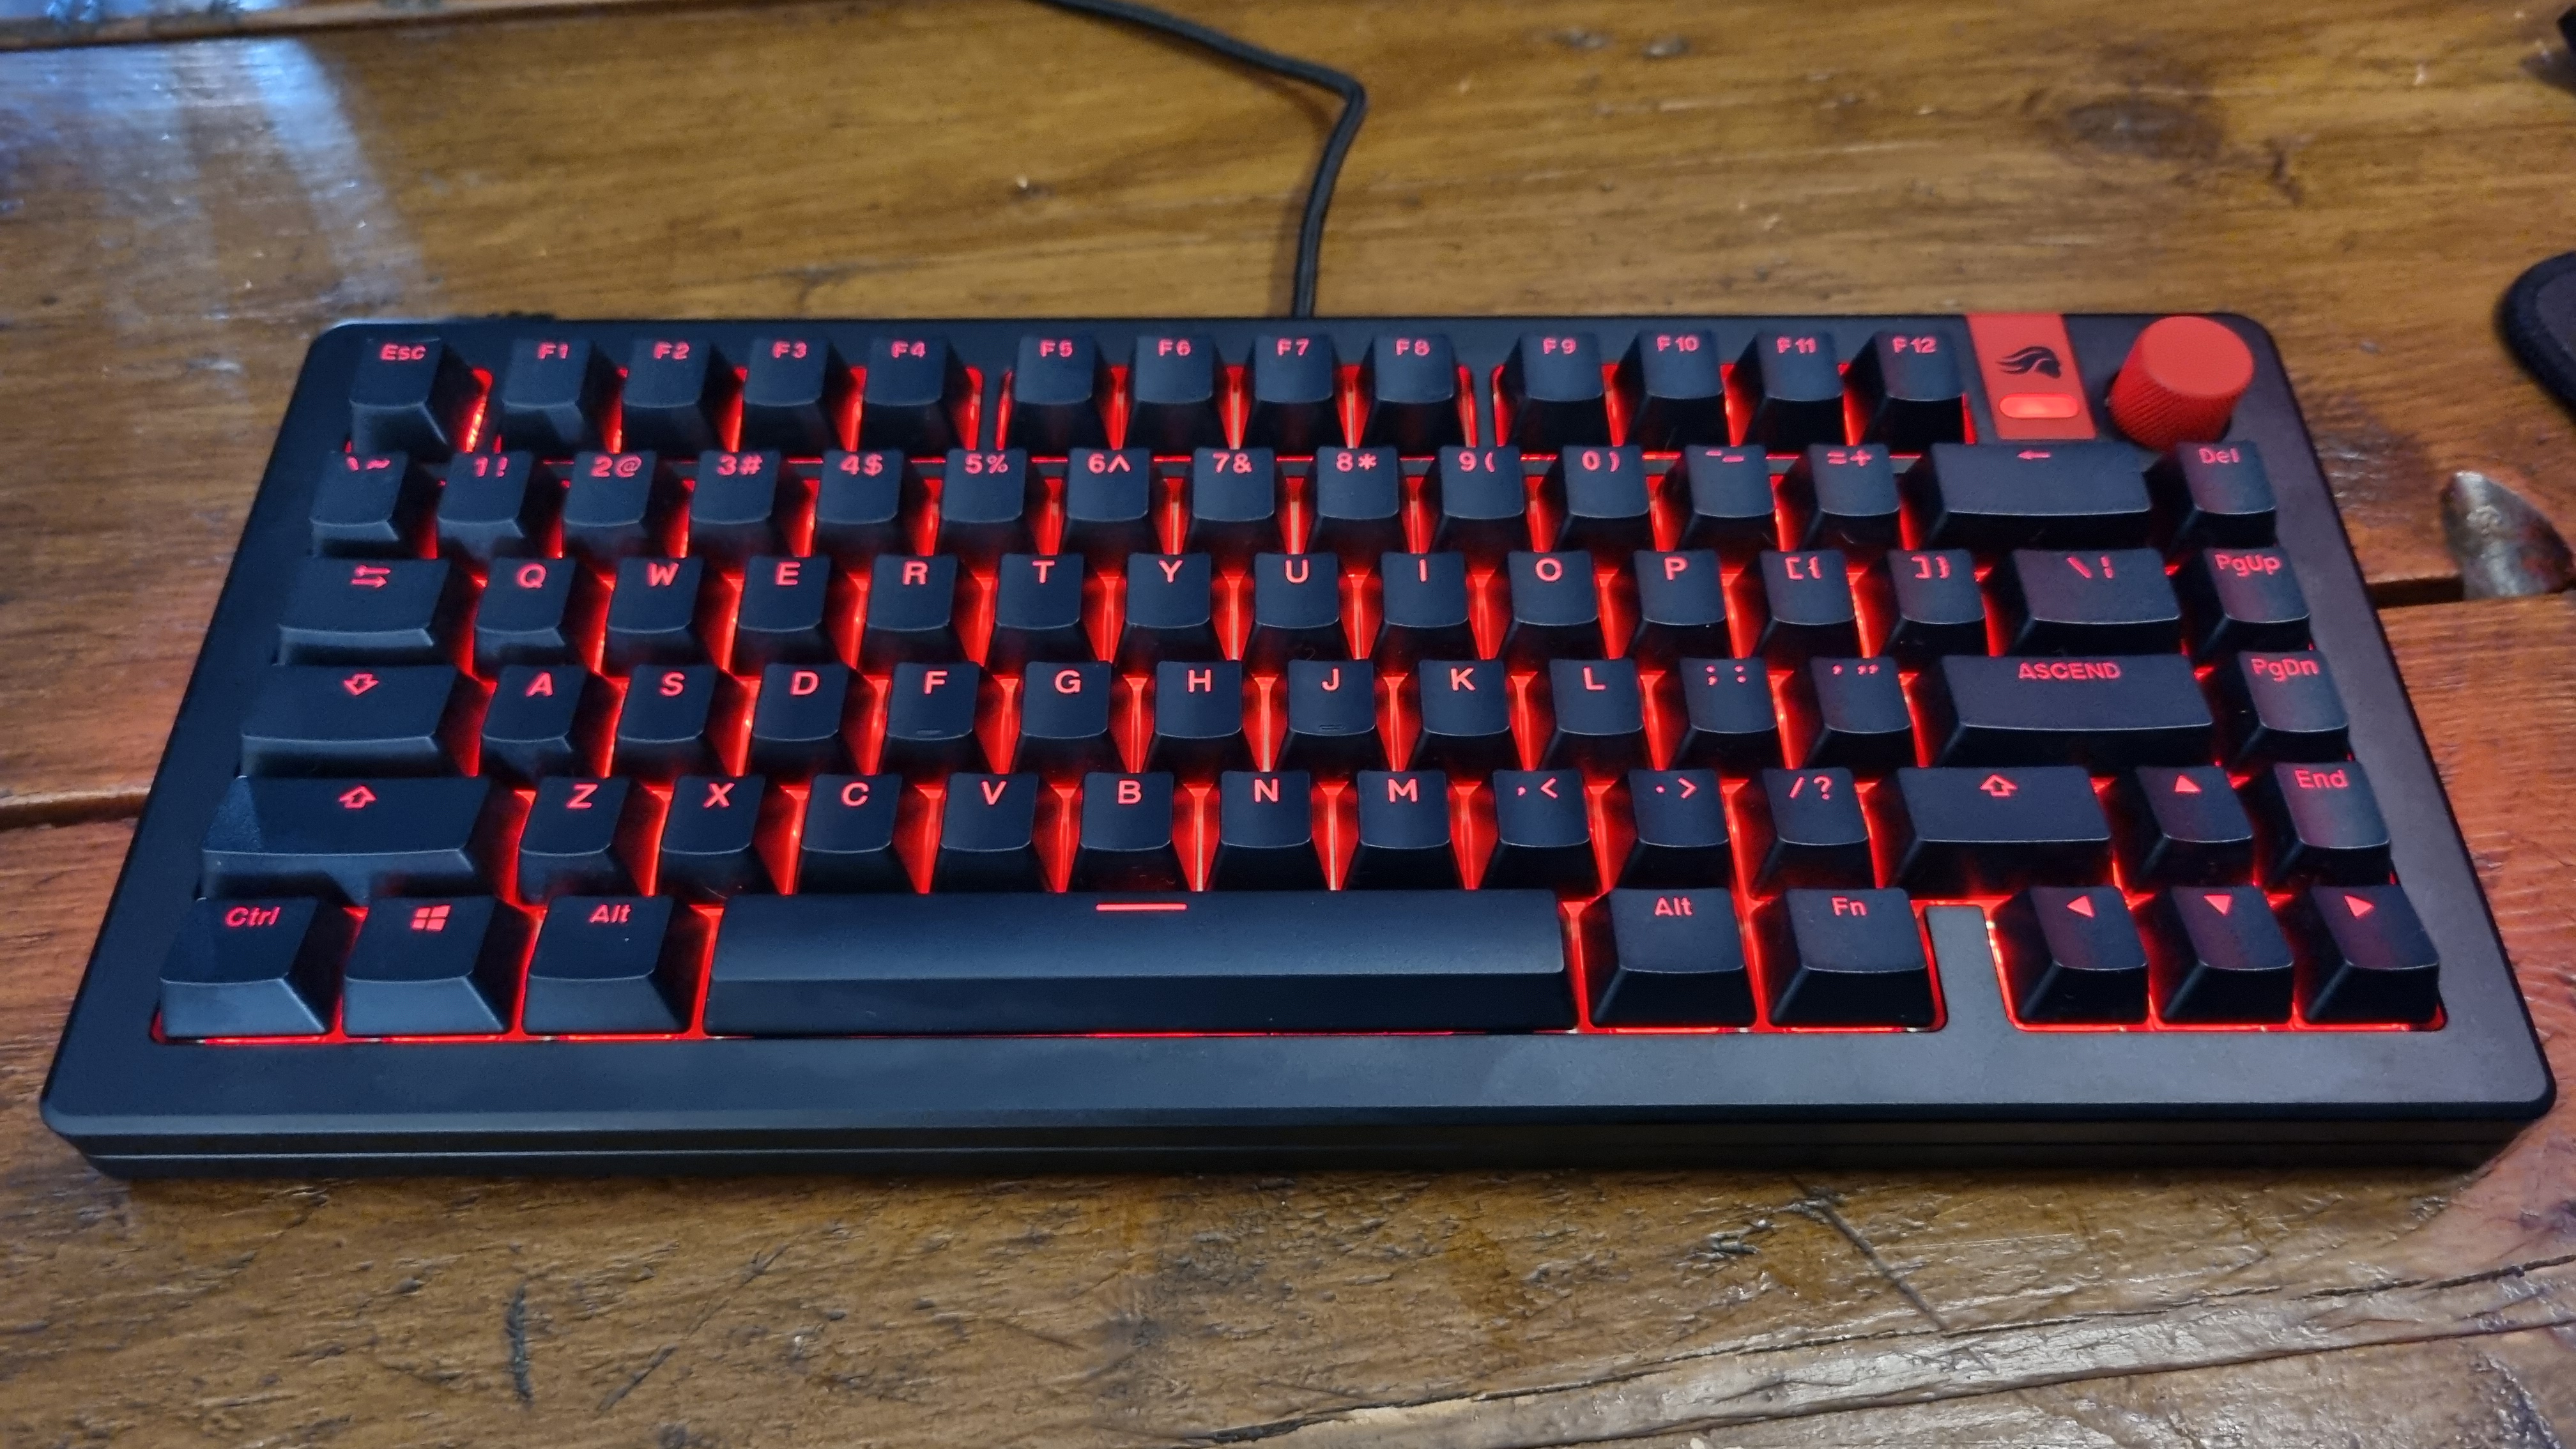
[1376,551,1476,666]
[689,450,793,564]
[1877,549,1986,659]
[933,773,1045,891]
[523,896,699,1035]
[1072,772,1184,891]
[1885,764,2109,894]
[1246,332,1340,454]
[1995,885,2147,1023]
[2150,440,2276,551]
[1758,888,1936,1027]
[1486,768,1598,892]
[1615,328,1726,449]
[279,558,463,664]
[498,337,615,452]
[518,776,651,900]
[1731,329,1844,450]
[1430,446,1529,564]
[988,553,1090,668]
[563,450,680,563]
[2294,885,2442,1024]
[880,662,986,780]
[1786,657,1913,774]
[1062,448,1157,566]
[482,664,610,783]
[1629,549,1728,666]
[1310,447,1405,564]
[348,336,477,457]
[2150,886,2294,1023]
[1846,328,1967,450]
[1250,552,1349,667]
[937,448,1036,563]
[747,663,858,779]
[203,776,503,902]
[158,898,346,1038]
[604,557,717,671]
[1586,886,1754,1025]
[2251,761,2392,884]
[1280,660,1384,774]
[739,336,850,452]
[1212,770,1326,889]
[615,664,739,779]
[1148,660,1251,778]
[1905,442,2155,551]
[241,664,472,776]
[1006,332,1110,452]
[1186,448,1281,563]
[2113,765,2255,885]
[1673,659,1784,772]
[2181,548,2308,657]
[1998,548,2182,654]
[1347,769,1460,889]
[703,889,1575,1034]
[1360,332,1465,452]
[621,336,730,454]
[436,451,549,562]
[1120,553,1220,667]
[1503,550,1604,664]
[1621,767,1729,886]
[311,452,433,556]
[1750,549,1861,662]
[1667,447,1778,560]
[1781,445,1901,550]
[1926,654,2213,768]
[1011,663,1119,777]
[1552,445,1652,558]
[1542,659,1644,773]
[858,334,972,454]
[862,555,963,669]
[342,896,527,1036]
[477,557,595,673]
[1413,660,1517,776]
[797,774,907,893]
[1747,767,1871,889]
[733,555,837,671]
[2221,652,2347,765]
[812,450,910,566]
[1130,334,1226,453]
[1501,330,1609,450]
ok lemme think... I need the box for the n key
[1211,770,1325,889]
[279,558,464,665]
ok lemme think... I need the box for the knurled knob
[2106,316,2254,450]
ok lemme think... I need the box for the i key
[859,334,972,454]
[1412,659,1517,776]
[1746,767,1870,889]
[1486,768,1597,892]
[1310,447,1404,565]
[1430,446,1528,565]
[1148,660,1250,778]
[659,775,781,900]
[2220,652,2348,765]
[1622,767,1729,886]
[747,663,858,779]
[812,450,908,566]
[1542,659,1645,774]
[1376,551,1476,666]
[522,896,700,1034]
[1360,332,1464,452]
[861,555,963,669]
[1211,770,1325,889]
[478,557,595,674]
[1846,328,1967,451]
[482,664,611,783]
[1006,332,1110,452]
[1119,553,1220,668]
[1751,549,1860,662]
[1552,445,1652,559]
[933,773,1045,891]
[311,452,433,556]
[279,558,463,664]
[880,662,986,780]
[733,555,837,671]
[518,776,652,899]
[349,336,477,458]
[1630,549,1728,666]
[604,557,718,672]
[1781,445,1900,551]
[341,896,527,1036]
[689,450,793,564]
[1667,447,1777,559]
[1246,332,1340,454]
[614,664,739,780]
[1348,769,1460,889]
[1501,330,1609,450]
[1281,660,1383,774]
[798,774,907,893]
[1995,886,2148,1023]
[1186,447,1280,564]
[1998,548,2182,654]
[240,664,473,777]
[1784,657,1913,774]
[1072,772,1184,891]
[1616,328,1726,449]
[498,337,616,452]
[563,450,680,564]
[1673,659,1784,772]
[1758,888,1936,1026]
[621,336,730,454]
[939,448,1036,563]
[989,553,1090,668]
[1250,552,1349,667]
[436,451,549,563]
[1130,334,1226,453]
[1011,663,1119,777]
[1731,329,1845,451]
[740,335,851,452]
[1585,887,1753,1025]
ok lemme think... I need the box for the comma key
[201,776,505,903]
[278,557,463,664]
[158,898,347,1039]
[1584,887,1752,1025]
[1758,888,1936,1027]
[1486,768,1597,893]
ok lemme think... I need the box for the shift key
[202,776,507,901]
[1928,654,2213,769]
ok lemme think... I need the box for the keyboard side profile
[40,314,2556,1174]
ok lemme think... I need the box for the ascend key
[704,891,1575,1034]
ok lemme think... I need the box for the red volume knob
[2106,316,2254,450]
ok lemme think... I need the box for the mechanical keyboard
[39,314,2556,1173]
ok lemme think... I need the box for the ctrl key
[1757,889,1936,1027]
[1583,888,1752,1025]
[522,896,702,1034]
[160,898,349,1039]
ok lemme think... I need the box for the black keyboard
[39,314,2556,1173]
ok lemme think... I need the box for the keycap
[932,773,1045,891]
[703,890,1574,1034]
[1062,448,1158,566]
[1667,447,1777,559]
[279,557,463,664]
[1503,549,1604,664]
[518,776,652,900]
[1996,548,2182,654]
[1846,329,1967,450]
[2113,765,2255,885]
[689,449,793,564]
[1782,657,1912,774]
[202,776,504,901]
[1119,553,1220,667]
[2180,548,2308,657]
[1280,661,1383,774]
[2251,761,2392,884]
[523,896,700,1034]
[1147,660,1250,778]
[1745,767,1871,889]
[1731,328,1844,450]
[1883,765,2110,894]
[1430,445,1529,565]
[1501,330,1609,450]
[937,448,1036,562]
[1673,659,1783,772]
[1994,886,2147,1023]
[2294,885,2441,1024]
[1904,442,2154,551]
[747,663,857,779]
[1781,445,1900,550]
[1310,447,1404,564]
[1876,549,1986,659]
[880,661,986,780]
[1130,334,1226,452]
[1551,445,1652,558]
[1749,549,1860,661]
[1925,654,2213,767]
[740,335,851,452]
[1376,551,1476,666]
[614,664,739,779]
[660,776,781,899]
[1072,772,1184,891]
[1011,663,1119,777]
[476,556,597,673]
[797,775,908,892]
[603,557,716,671]
[988,553,1090,668]
[497,336,615,452]
[482,664,610,783]
[2150,440,2275,551]
[2220,652,2348,765]
[1360,332,1464,452]
[310,452,433,556]
[1758,889,1936,1026]
[1621,768,1728,886]
[1584,887,1752,1025]
[861,555,962,670]
[349,336,478,457]
[241,664,472,776]
[1412,660,1517,776]
[1629,549,1728,666]
[621,336,730,454]
[158,898,347,1038]
[1542,659,1644,773]
[1246,332,1340,454]
[1347,769,1460,888]
[2149,886,2293,1022]
[1250,552,1349,667]
[811,450,910,565]
[733,555,838,671]
[1211,770,1325,889]
[562,450,680,562]
[1487,768,1598,892]
[858,333,972,454]
[1615,328,1726,448]
[342,896,527,1036]
[1186,447,1281,563]
[1007,332,1110,451]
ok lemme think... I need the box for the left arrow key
[240,665,477,776]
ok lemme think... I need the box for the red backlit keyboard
[39,315,2554,1174]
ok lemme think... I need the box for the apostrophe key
[739,336,851,452]
[1501,331,1609,450]
[1729,328,1844,451]
[1584,887,1753,1025]
[277,558,463,664]
[1246,333,1340,454]
[310,452,434,556]
[348,336,478,457]
[620,336,731,454]
[1757,888,1936,1027]
[200,776,505,901]
[158,898,348,1038]
[1130,335,1227,453]
[341,896,527,1036]
[1783,657,1913,774]
[1846,329,1967,451]
[1360,332,1465,452]
[1006,332,1111,452]
[858,334,971,454]
[1614,328,1726,449]
[497,337,615,453]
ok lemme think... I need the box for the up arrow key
[1979,773,2018,797]
[337,784,378,809]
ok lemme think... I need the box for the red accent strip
[1965,314,2097,441]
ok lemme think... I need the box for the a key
[1583,887,1752,1025]
[1884,764,2110,894]
[1249,552,1349,668]
[732,556,837,671]
[1750,549,1861,661]
[341,896,527,1036]
[481,664,610,783]
[688,450,793,564]
[1781,445,1901,551]
[811,450,909,566]
[518,776,651,900]
[740,336,850,452]
[2251,761,2391,884]
[1785,657,1913,774]
[1667,447,1778,560]
[1629,549,1728,667]
[1062,448,1158,566]
[1347,769,1459,889]
[1376,551,1477,666]
[1246,332,1340,454]
[1615,328,1726,449]
[1925,654,2213,768]
[1876,549,1986,659]
[1994,885,2147,1023]
[1211,770,1325,888]
[1011,662,1119,778]
[1905,442,2155,551]
[615,664,739,779]
[1503,549,1604,664]
[1119,553,1220,668]
[1360,332,1464,452]
[1412,659,1517,776]
[2150,440,2276,552]
[988,553,1090,668]
[280,558,464,664]
[1552,445,1652,558]
[747,663,858,779]
[158,898,346,1038]
[310,452,433,556]
[1130,334,1226,452]
[522,895,700,1034]
[2181,548,2308,657]
[861,555,963,670]
[1672,658,1783,772]
[1280,660,1383,775]
[933,772,1046,891]
[1758,888,1936,1026]
[2149,886,2294,1022]
[797,775,907,892]
[1147,659,1250,778]
[562,450,680,563]
[241,664,472,776]
[1430,445,1529,565]
[1186,447,1281,564]
[1501,330,1609,450]
[1542,659,1645,773]
[1745,767,1871,889]
[1621,767,1729,886]
[202,776,505,901]
[349,335,478,457]
[1997,547,2182,654]
[880,661,986,780]
[2294,885,2441,1024]
[937,448,1036,563]
[604,557,717,672]
[477,556,596,673]
[2113,765,2255,885]
[1486,768,1598,892]
[497,336,615,452]
[1072,772,1184,891]
[621,335,730,454]
[858,334,972,454]
[1730,329,1844,450]
[1006,332,1110,452]
[1846,328,1967,450]
[1310,447,1404,565]
[2220,652,2348,765]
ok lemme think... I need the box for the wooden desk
[2,3,2573,1441]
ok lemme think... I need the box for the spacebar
[702,891,1576,1035]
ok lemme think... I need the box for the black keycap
[1759,888,1936,1026]
[498,336,614,452]
[1348,769,1459,889]
[1148,659,1250,778]
[482,664,610,783]
[1994,886,2147,1023]
[1006,332,1110,451]
[798,774,908,892]
[349,335,478,457]
[1629,549,1728,667]
[703,890,1576,1034]
[1745,767,1871,889]
[1376,551,1477,666]
[518,776,650,900]
[937,448,1036,563]
[1885,764,2109,894]
[1280,660,1383,774]
[1412,659,1517,776]
[1877,549,1986,659]
[1310,447,1404,564]
[1750,549,1860,662]
[562,450,680,563]
[933,772,1045,891]
[1782,445,1900,550]
[1501,330,1609,450]
[1503,549,1604,664]
[621,336,730,454]
[1667,446,1777,559]
[862,555,963,669]
[732,555,837,671]
[1905,442,2155,551]
[1485,768,1598,892]
[202,776,504,901]
[2150,439,2276,551]
[1785,657,1913,774]
[1846,328,1966,451]
[342,896,526,1036]
[812,449,910,566]
[1429,445,1528,565]
[1360,332,1464,452]
[1186,447,1280,564]
[740,335,850,452]
[988,553,1089,668]
[1621,767,1728,886]
[1673,659,1783,772]
[604,557,716,672]
[2221,652,2348,765]
[1731,328,1844,450]
[2150,886,2294,1022]
[1062,447,1158,566]
[1542,659,1645,773]
[688,450,793,564]
[1011,662,1119,777]
[1250,552,1349,667]
[859,333,971,454]
[1997,548,2182,654]
[1212,770,1325,889]
[1584,887,1752,1025]
[280,558,463,664]
[158,897,347,1038]
[1926,654,2214,768]
[1615,328,1726,449]
[310,451,433,556]
[1130,334,1226,452]
[2294,885,2441,1024]
[1552,445,1652,558]
[1246,332,1340,454]
[241,664,471,776]
[1073,772,1184,891]
[2251,761,2392,885]
[523,896,699,1034]
[2113,765,2256,885]
[747,663,857,779]
[477,556,596,673]
[880,661,986,781]
[2180,547,2308,658]
[615,664,738,779]
[1120,552,1220,666]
